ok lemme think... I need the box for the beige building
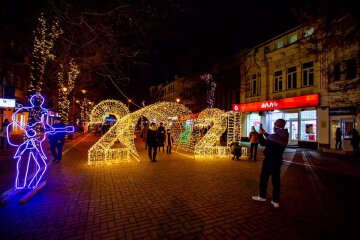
[236,15,359,150]
[149,75,207,113]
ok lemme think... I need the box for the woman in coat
[165,129,174,154]
[248,126,259,160]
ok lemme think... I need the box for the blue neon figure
[6,94,74,189]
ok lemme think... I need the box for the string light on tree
[200,73,217,108]
[57,60,79,123]
[28,13,62,96]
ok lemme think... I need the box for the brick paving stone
[0,134,359,239]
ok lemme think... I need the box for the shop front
[232,94,319,148]
[329,107,356,150]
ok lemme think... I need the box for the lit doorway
[286,119,298,145]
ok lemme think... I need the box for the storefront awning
[232,94,319,112]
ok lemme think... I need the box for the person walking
[147,122,158,162]
[49,117,67,163]
[157,122,166,152]
[141,123,148,149]
[0,119,10,149]
[350,128,360,159]
[248,126,259,161]
[165,128,174,154]
[335,127,342,150]
[252,119,289,208]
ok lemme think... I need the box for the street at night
[0,133,359,239]
[1,0,360,239]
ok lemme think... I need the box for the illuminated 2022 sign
[7,94,74,189]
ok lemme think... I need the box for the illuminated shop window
[300,110,317,141]
[248,113,261,133]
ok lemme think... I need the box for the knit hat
[274,119,286,129]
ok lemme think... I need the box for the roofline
[240,25,303,55]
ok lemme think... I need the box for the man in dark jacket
[252,118,289,208]
[49,117,67,163]
[157,122,166,152]
[147,122,158,162]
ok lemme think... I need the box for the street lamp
[176,98,180,103]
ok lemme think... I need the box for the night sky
[2,0,356,105]
[126,0,303,105]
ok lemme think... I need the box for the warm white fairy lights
[88,100,130,165]
[200,73,217,108]
[88,101,191,165]
[194,108,229,159]
[29,13,62,95]
[58,60,79,123]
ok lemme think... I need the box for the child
[230,141,242,160]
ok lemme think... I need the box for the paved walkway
[0,134,359,239]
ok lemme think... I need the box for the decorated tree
[57,59,79,123]
[201,73,217,108]
[28,13,62,96]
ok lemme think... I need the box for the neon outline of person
[6,94,74,189]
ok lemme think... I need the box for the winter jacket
[259,128,289,166]
[48,122,66,145]
[147,125,158,147]
[165,132,174,147]
[249,131,259,143]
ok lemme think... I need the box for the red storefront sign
[232,94,319,112]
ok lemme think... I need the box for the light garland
[88,100,130,164]
[176,122,193,152]
[58,60,79,124]
[194,108,228,159]
[201,73,217,108]
[88,101,191,165]
[88,101,243,163]
[29,13,62,96]
[6,94,74,189]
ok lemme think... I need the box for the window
[300,110,317,141]
[274,70,283,92]
[289,34,297,43]
[346,58,356,79]
[276,41,283,49]
[333,63,341,81]
[287,66,297,89]
[302,61,314,87]
[250,74,261,96]
[304,27,314,37]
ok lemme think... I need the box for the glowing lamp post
[176,98,180,103]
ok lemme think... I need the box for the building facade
[234,15,359,150]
